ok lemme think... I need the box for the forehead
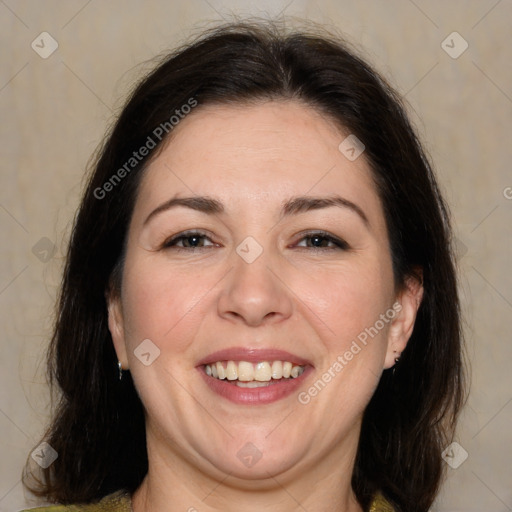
[135,100,382,223]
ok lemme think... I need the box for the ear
[384,271,424,369]
[106,289,129,370]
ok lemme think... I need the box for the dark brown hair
[24,20,466,512]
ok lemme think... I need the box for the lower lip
[197,367,311,405]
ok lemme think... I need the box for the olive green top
[22,490,395,511]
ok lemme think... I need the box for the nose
[217,249,294,327]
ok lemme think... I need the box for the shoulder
[20,491,131,512]
[369,492,396,512]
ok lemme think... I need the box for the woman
[23,20,466,512]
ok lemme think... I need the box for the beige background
[1,1,511,511]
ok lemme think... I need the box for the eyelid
[162,229,217,249]
[160,229,349,252]
[291,230,350,250]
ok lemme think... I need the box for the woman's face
[109,100,418,486]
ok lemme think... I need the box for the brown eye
[306,235,332,248]
[295,231,349,251]
[163,231,215,249]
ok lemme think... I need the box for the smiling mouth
[204,360,305,388]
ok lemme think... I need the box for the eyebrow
[143,196,224,226]
[281,195,369,226]
[143,194,369,227]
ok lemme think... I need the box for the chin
[181,431,303,482]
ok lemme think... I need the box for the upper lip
[197,347,313,367]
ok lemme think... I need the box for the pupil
[186,236,201,247]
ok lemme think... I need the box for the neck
[132,428,363,512]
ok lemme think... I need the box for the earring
[118,361,123,381]
[392,352,401,376]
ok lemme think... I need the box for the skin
[108,100,423,512]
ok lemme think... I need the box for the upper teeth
[205,360,305,381]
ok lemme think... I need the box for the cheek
[300,258,394,347]
[120,258,215,356]
[294,271,393,440]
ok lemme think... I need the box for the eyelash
[162,230,349,252]
[294,230,350,251]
